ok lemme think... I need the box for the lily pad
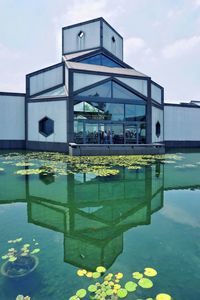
[30,248,40,254]
[125,281,137,292]
[8,256,17,262]
[138,278,153,289]
[76,289,87,298]
[88,285,97,293]
[156,293,172,300]
[69,296,79,300]
[144,268,157,277]
[117,288,128,298]
[132,272,143,279]
[115,272,123,279]
[96,266,106,273]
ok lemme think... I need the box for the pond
[0,150,200,300]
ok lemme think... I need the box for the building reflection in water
[26,164,164,271]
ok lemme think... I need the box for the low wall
[69,143,165,156]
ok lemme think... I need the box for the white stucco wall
[28,100,67,143]
[152,106,164,143]
[29,65,63,96]
[164,105,200,141]
[0,94,25,140]
[102,21,123,60]
[63,20,101,54]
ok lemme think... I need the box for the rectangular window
[151,83,162,104]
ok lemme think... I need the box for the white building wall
[0,95,25,140]
[152,106,164,143]
[28,101,67,143]
[29,65,63,96]
[102,21,123,60]
[164,105,200,141]
[63,20,100,54]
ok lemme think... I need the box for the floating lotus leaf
[106,289,113,296]
[1,255,8,260]
[0,168,4,172]
[138,278,153,289]
[115,272,123,279]
[146,298,154,300]
[16,295,24,300]
[96,266,106,273]
[144,268,157,277]
[124,281,137,292]
[76,289,87,298]
[156,293,172,300]
[15,238,23,242]
[8,240,13,243]
[77,270,84,277]
[69,296,79,300]
[86,272,93,278]
[114,284,121,290]
[92,272,101,279]
[132,272,143,279]
[117,288,128,298]
[88,285,97,293]
[30,248,40,254]
[8,256,17,262]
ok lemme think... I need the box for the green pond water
[0,150,200,300]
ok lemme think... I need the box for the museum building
[0,18,200,153]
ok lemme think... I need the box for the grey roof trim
[63,49,97,61]
[0,92,25,97]
[66,61,148,77]
[164,103,200,108]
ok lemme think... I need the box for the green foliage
[1,237,40,264]
[0,151,183,178]
[70,266,172,299]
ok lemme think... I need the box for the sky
[0,0,200,103]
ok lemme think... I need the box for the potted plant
[1,238,40,278]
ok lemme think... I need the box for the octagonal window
[39,117,54,137]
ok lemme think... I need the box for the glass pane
[74,102,102,120]
[113,82,145,101]
[116,77,147,96]
[80,55,101,65]
[80,54,123,68]
[85,123,99,143]
[77,82,111,98]
[34,86,66,98]
[74,121,84,143]
[73,73,108,91]
[125,125,137,144]
[136,105,146,121]
[151,83,162,103]
[111,124,124,144]
[101,55,122,68]
[104,103,124,121]
[125,104,146,121]
[99,123,112,144]
[138,123,146,144]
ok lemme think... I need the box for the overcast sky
[0,0,200,103]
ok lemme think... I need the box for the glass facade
[79,54,123,68]
[74,101,146,144]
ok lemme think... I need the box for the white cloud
[167,9,183,19]
[194,0,200,6]
[124,37,146,53]
[162,35,200,59]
